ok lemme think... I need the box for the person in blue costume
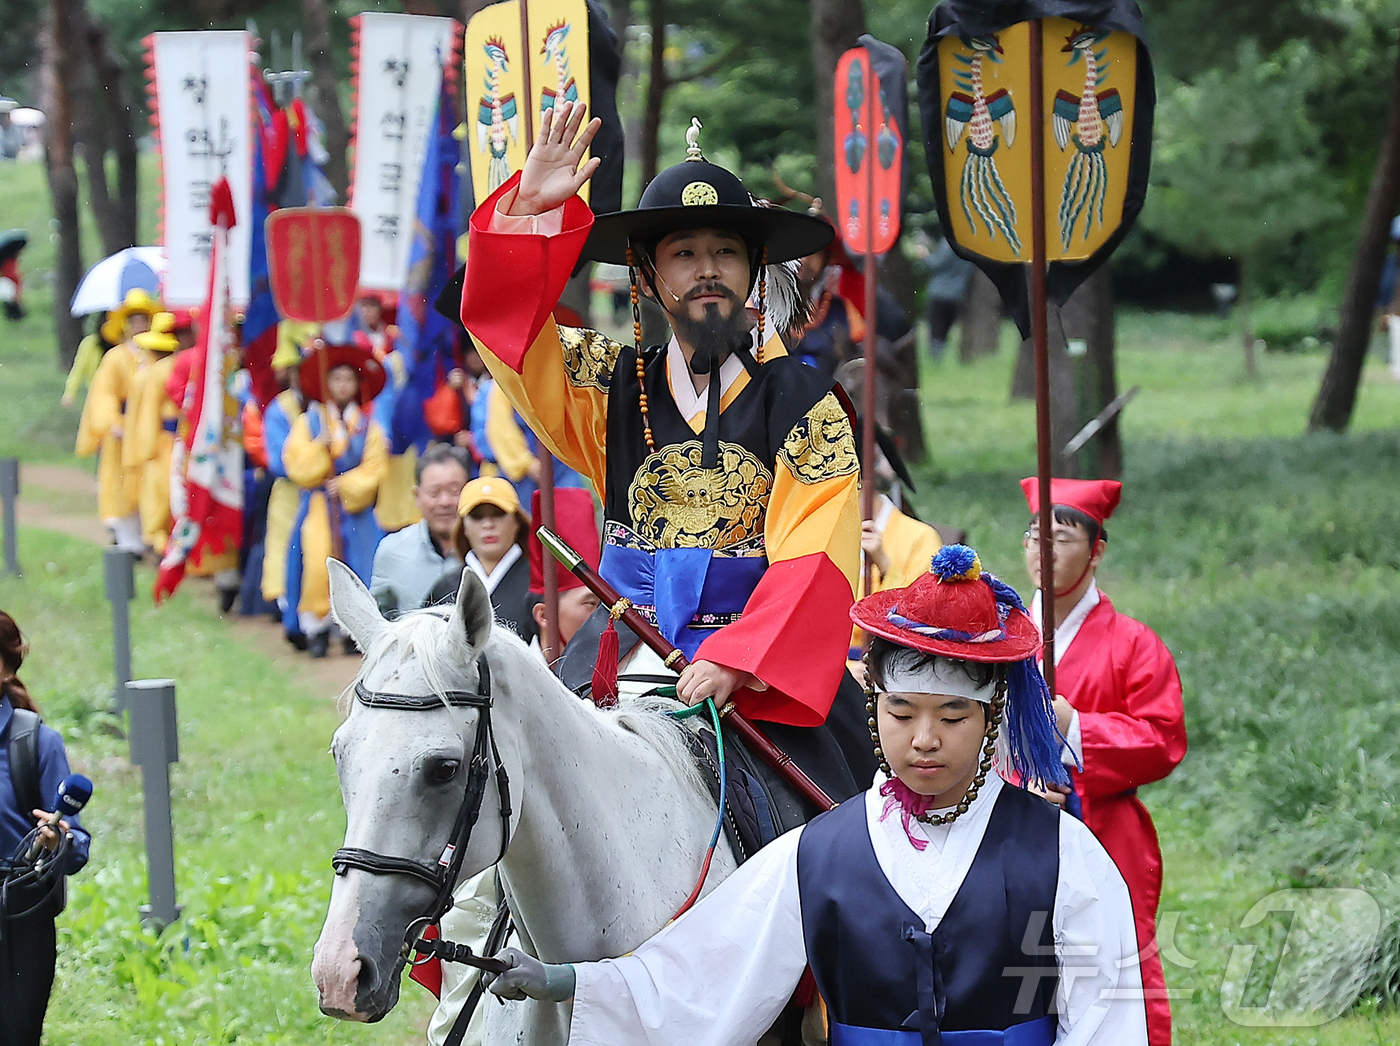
[482,545,1149,1046]
[281,338,389,657]
[0,612,90,1046]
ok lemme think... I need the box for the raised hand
[508,101,602,216]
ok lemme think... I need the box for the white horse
[311,560,740,1043]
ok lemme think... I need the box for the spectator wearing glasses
[1020,477,1186,1046]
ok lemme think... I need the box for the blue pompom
[930,544,980,581]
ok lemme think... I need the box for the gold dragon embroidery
[558,325,624,391]
[628,440,772,550]
[778,393,859,483]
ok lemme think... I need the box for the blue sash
[831,1016,1056,1046]
[598,541,766,659]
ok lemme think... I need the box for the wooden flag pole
[517,0,562,664]
[1028,19,1056,698]
[859,48,880,600]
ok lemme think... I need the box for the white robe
[568,774,1148,1046]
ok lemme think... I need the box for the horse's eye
[425,759,461,784]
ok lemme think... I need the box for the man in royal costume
[460,102,873,800]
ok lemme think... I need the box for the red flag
[155,178,245,603]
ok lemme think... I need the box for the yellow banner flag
[465,0,593,205]
[935,18,1138,263]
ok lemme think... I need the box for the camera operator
[0,611,90,1046]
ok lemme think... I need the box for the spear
[538,527,837,813]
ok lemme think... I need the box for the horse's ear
[449,566,493,653]
[328,558,386,651]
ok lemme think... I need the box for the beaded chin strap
[864,653,1006,827]
[626,245,656,454]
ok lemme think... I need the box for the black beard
[670,297,753,375]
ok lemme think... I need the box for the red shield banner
[265,208,362,321]
[834,47,903,255]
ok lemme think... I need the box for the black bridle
[331,654,513,972]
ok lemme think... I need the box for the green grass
[908,323,1400,1039]
[0,528,433,1045]
[0,155,161,461]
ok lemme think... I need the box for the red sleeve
[165,351,192,405]
[694,552,853,727]
[1074,622,1188,798]
[460,172,595,372]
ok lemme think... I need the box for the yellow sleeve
[63,336,103,403]
[486,382,535,482]
[338,422,389,514]
[74,348,132,456]
[283,413,333,490]
[875,511,943,594]
[474,322,622,490]
[763,392,862,595]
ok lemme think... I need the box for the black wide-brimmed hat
[582,120,833,266]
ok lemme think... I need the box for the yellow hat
[101,288,163,344]
[273,320,318,370]
[457,477,520,518]
[133,311,179,353]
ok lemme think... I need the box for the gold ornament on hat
[681,181,720,206]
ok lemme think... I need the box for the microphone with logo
[24,774,92,863]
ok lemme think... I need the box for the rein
[331,654,513,973]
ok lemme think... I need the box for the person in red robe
[1020,476,1187,1046]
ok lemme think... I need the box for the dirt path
[10,460,360,695]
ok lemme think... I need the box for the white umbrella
[69,246,167,316]
[8,107,44,128]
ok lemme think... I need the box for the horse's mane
[345,607,707,801]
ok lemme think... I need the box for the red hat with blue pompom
[851,544,1041,662]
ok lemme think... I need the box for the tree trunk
[1310,46,1400,432]
[303,0,351,203]
[608,0,641,203]
[1059,267,1120,479]
[809,0,866,206]
[959,270,1002,362]
[86,11,138,248]
[1237,258,1259,381]
[43,0,86,368]
[641,0,667,187]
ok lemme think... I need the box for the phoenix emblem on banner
[477,37,520,191]
[944,35,1020,255]
[539,21,580,116]
[1053,26,1124,249]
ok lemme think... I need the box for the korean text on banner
[349,12,460,292]
[145,31,254,306]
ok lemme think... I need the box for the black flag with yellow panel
[916,0,1153,333]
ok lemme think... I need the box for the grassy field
[5,150,1400,1040]
[0,528,434,1045]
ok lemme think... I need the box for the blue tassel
[983,572,1028,612]
[1003,659,1072,788]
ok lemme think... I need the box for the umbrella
[8,107,43,127]
[0,230,26,264]
[70,246,166,317]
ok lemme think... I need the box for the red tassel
[592,619,620,709]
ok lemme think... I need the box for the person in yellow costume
[74,288,162,551]
[260,323,312,642]
[124,312,184,553]
[281,339,389,657]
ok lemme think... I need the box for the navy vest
[796,785,1061,1046]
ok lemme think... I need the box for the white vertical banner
[349,12,459,292]
[145,31,254,306]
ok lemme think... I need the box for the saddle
[558,604,878,862]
